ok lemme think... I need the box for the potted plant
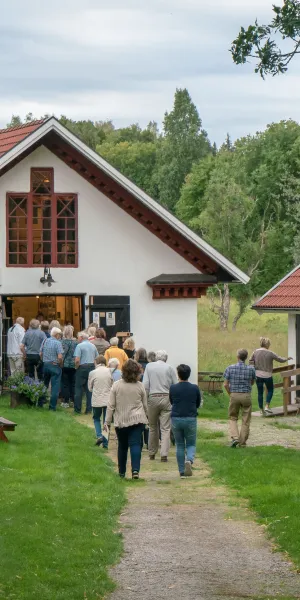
[7,372,49,408]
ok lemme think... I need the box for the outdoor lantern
[40,266,55,287]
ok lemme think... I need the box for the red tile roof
[0,120,45,157]
[254,266,300,309]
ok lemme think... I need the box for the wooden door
[89,296,130,343]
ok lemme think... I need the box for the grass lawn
[198,297,288,372]
[198,434,300,570]
[0,395,125,600]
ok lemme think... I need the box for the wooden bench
[0,417,17,443]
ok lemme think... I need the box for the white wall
[288,313,297,403]
[0,146,199,380]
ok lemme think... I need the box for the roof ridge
[0,119,46,134]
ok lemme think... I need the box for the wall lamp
[40,266,55,287]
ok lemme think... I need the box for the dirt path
[201,415,300,449]
[78,415,300,600]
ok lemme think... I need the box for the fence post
[283,376,290,417]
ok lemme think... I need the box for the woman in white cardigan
[88,355,113,448]
[104,359,148,479]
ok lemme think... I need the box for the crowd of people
[7,316,292,477]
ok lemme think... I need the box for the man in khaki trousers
[224,349,256,448]
[143,350,177,462]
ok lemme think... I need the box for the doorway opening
[1,294,85,380]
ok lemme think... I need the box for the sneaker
[231,439,239,448]
[149,455,155,461]
[264,408,273,415]
[184,460,193,477]
[132,471,139,479]
[260,409,264,416]
[95,437,103,446]
[161,456,168,463]
[119,473,125,479]
[180,473,187,478]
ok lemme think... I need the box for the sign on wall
[106,311,116,326]
[92,312,100,326]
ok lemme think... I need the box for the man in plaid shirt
[224,349,256,448]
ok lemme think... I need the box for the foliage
[6,371,49,404]
[198,438,300,570]
[0,394,125,599]
[154,88,211,211]
[231,0,300,77]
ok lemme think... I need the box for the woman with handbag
[61,325,78,408]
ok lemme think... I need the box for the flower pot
[10,392,33,408]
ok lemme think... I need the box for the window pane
[67,254,75,265]
[43,253,52,264]
[32,170,53,194]
[9,242,17,252]
[67,230,75,241]
[43,230,51,241]
[19,254,27,264]
[57,254,66,264]
[67,218,75,229]
[57,230,65,241]
[9,254,17,264]
[57,218,65,229]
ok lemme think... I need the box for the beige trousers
[229,392,252,446]
[148,394,171,458]
[9,356,24,375]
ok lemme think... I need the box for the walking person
[88,356,113,448]
[147,351,156,363]
[170,364,201,478]
[21,319,46,380]
[41,327,64,411]
[104,337,128,370]
[61,325,77,408]
[74,332,98,414]
[40,321,51,338]
[143,350,177,462]
[7,317,25,374]
[135,348,149,449]
[224,349,256,448]
[250,337,292,415]
[104,359,148,479]
[108,358,122,382]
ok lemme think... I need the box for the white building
[0,118,248,382]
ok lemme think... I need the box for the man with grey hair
[143,350,177,461]
[224,349,256,448]
[21,318,46,380]
[41,328,64,411]
[7,317,25,374]
[74,331,98,414]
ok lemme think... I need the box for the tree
[231,0,300,77]
[155,89,211,211]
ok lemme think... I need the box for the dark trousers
[141,425,149,448]
[43,363,62,411]
[256,376,274,409]
[74,364,94,414]
[115,424,144,476]
[26,354,43,381]
[62,367,76,402]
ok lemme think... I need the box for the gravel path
[106,439,300,600]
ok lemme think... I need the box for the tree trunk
[232,298,248,331]
[208,284,230,331]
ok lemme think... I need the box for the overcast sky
[1,0,299,145]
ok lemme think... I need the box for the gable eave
[252,264,300,310]
[0,117,249,284]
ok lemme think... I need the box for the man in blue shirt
[170,364,201,478]
[224,349,256,448]
[21,318,46,380]
[41,327,63,411]
[74,332,98,414]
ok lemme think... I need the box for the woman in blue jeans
[170,364,201,478]
[104,359,148,479]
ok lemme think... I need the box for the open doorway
[1,294,85,380]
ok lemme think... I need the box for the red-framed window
[7,169,78,267]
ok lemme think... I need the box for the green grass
[0,395,125,600]
[270,421,300,432]
[199,389,284,420]
[198,435,300,569]
[198,297,288,372]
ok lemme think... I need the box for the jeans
[141,425,149,448]
[43,363,62,411]
[256,376,274,409]
[115,424,144,476]
[74,364,94,414]
[26,354,43,381]
[93,407,107,447]
[62,367,76,402]
[172,417,197,475]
